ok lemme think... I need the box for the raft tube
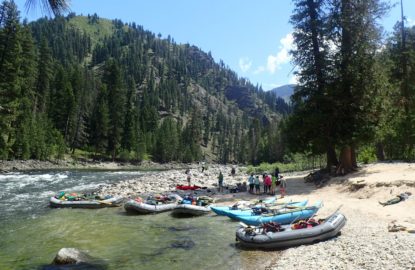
[236,212,346,249]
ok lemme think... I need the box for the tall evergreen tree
[0,0,21,158]
[89,84,109,156]
[331,0,389,172]
[287,0,338,169]
[103,59,125,160]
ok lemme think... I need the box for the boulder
[52,248,94,265]
[42,248,107,270]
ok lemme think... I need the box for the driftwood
[348,180,366,191]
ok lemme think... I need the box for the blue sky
[15,0,415,90]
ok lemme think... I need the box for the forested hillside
[0,1,290,164]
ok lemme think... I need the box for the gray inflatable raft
[236,212,346,249]
[172,204,211,216]
[50,196,122,209]
[124,194,182,214]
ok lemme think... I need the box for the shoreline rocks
[97,165,248,198]
[0,159,190,172]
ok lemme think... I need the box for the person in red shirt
[264,174,272,194]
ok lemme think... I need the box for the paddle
[261,205,320,217]
[98,200,114,205]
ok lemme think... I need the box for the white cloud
[253,66,265,74]
[266,33,294,74]
[289,74,299,85]
[239,57,252,73]
[408,18,415,27]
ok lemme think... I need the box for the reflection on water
[0,171,280,270]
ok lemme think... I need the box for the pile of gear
[179,195,213,206]
[291,218,324,230]
[135,194,176,205]
[54,191,112,201]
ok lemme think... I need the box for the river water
[0,170,274,270]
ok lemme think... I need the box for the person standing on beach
[279,176,287,198]
[218,171,224,192]
[254,175,260,194]
[274,167,279,178]
[185,169,191,186]
[248,173,255,193]
[231,166,236,177]
[271,175,276,195]
[262,174,268,194]
[264,174,272,195]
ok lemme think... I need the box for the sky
[14,0,415,91]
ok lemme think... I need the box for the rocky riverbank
[0,159,185,172]
[97,164,248,198]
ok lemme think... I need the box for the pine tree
[103,59,125,160]
[49,64,75,142]
[89,84,109,156]
[12,25,37,159]
[35,37,53,114]
[332,0,389,172]
[287,0,337,169]
[0,0,22,158]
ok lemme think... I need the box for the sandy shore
[97,162,415,270]
[268,162,415,270]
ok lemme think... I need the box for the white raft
[124,194,182,214]
[172,204,211,216]
[236,212,346,249]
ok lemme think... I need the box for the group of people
[185,165,287,198]
[247,168,286,197]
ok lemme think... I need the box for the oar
[239,222,250,228]
[98,200,113,205]
[262,205,319,217]
[99,199,121,206]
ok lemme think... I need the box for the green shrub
[358,145,377,164]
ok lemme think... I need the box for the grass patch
[68,16,114,47]
[246,154,325,174]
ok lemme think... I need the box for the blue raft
[235,201,322,226]
[226,200,308,220]
[211,197,278,216]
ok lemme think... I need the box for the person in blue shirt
[248,173,255,193]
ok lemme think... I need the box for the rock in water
[52,248,96,265]
[42,248,107,270]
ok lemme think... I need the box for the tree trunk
[337,146,353,175]
[326,144,338,172]
[375,143,385,161]
[351,144,357,168]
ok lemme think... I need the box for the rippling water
[0,170,276,270]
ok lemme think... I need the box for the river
[0,170,274,270]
